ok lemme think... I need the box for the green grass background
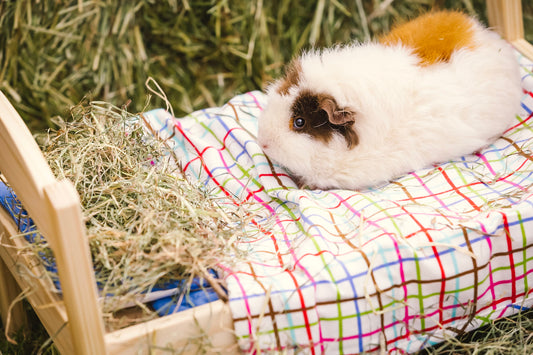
[1,0,533,353]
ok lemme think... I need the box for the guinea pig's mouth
[257,135,274,154]
[257,140,274,161]
[257,139,282,164]
[259,145,278,164]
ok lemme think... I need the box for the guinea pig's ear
[319,97,356,125]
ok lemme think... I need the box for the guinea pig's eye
[293,117,305,130]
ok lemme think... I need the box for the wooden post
[0,92,56,241]
[0,256,27,335]
[487,0,524,41]
[487,0,533,60]
[43,180,107,355]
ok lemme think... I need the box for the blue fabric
[151,269,220,315]
[0,181,60,288]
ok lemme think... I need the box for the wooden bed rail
[0,91,107,355]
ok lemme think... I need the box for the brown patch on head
[276,59,301,95]
[379,11,476,66]
[290,91,358,148]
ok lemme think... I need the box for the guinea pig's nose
[258,138,269,150]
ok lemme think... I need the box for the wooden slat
[0,209,73,354]
[43,180,107,355]
[106,300,237,355]
[487,0,525,42]
[0,255,27,334]
[487,0,533,61]
[512,38,533,62]
[0,91,56,243]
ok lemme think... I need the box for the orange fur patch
[379,11,476,66]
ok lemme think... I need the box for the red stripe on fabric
[245,186,266,201]
[400,204,447,326]
[218,265,255,339]
[504,106,533,133]
[437,167,481,211]
[182,156,200,172]
[409,171,451,208]
[249,219,285,267]
[174,122,235,199]
[222,126,243,145]
[501,213,517,303]
[285,269,316,355]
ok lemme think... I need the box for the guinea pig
[257,11,522,190]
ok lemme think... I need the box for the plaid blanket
[143,53,533,354]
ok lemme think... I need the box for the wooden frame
[0,1,531,354]
[0,83,236,354]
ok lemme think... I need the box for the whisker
[313,121,328,128]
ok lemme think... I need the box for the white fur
[257,18,522,190]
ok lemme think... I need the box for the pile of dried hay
[34,100,249,328]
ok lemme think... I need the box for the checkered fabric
[142,52,533,354]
